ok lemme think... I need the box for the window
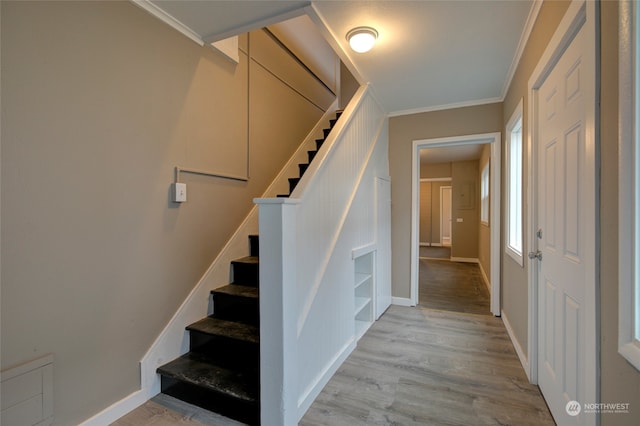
[506,100,523,266]
[480,161,490,226]
[619,0,640,371]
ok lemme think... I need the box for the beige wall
[420,161,451,179]
[389,103,502,298]
[478,143,491,279]
[451,160,479,259]
[339,61,359,109]
[600,1,640,422]
[419,163,451,245]
[0,2,333,424]
[419,180,449,245]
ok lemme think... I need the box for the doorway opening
[419,177,452,260]
[411,133,501,316]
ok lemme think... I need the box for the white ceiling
[139,0,537,116]
[420,143,486,165]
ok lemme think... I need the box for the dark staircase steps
[276,111,343,198]
[158,352,259,424]
[157,234,261,425]
[187,316,259,345]
[249,234,259,257]
[211,284,259,325]
[231,256,259,286]
[188,317,259,368]
[288,177,300,193]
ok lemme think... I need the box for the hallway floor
[299,305,553,425]
[114,261,554,425]
[419,258,491,315]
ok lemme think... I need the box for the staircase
[155,111,342,425]
[278,110,342,198]
[157,235,260,424]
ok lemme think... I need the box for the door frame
[526,0,599,417]
[440,185,452,247]
[411,132,501,315]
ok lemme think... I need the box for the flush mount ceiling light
[346,26,378,53]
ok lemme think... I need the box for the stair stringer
[137,101,339,401]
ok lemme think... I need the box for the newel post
[254,197,299,426]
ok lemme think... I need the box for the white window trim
[619,0,640,371]
[506,99,524,267]
[480,161,490,226]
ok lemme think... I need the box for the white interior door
[535,25,588,424]
[440,186,452,247]
[376,177,392,318]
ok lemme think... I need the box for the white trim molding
[130,0,205,46]
[478,261,491,294]
[505,99,524,267]
[391,297,414,307]
[389,97,502,118]
[501,310,530,380]
[619,0,640,372]
[411,133,501,316]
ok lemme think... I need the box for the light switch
[172,183,187,203]
[456,218,463,222]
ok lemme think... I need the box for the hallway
[115,261,554,425]
[300,305,554,425]
[300,260,552,424]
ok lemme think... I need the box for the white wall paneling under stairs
[256,84,389,425]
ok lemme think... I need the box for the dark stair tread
[248,235,259,257]
[212,284,258,299]
[187,317,259,344]
[231,256,258,265]
[158,353,258,403]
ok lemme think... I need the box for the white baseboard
[478,261,491,294]
[297,339,356,420]
[78,389,149,426]
[391,297,414,307]
[501,310,530,379]
[450,257,478,263]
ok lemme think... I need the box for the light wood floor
[300,306,553,425]
[419,258,491,315]
[115,262,553,425]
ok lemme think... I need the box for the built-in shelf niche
[353,248,375,340]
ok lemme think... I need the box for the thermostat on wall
[172,183,187,203]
